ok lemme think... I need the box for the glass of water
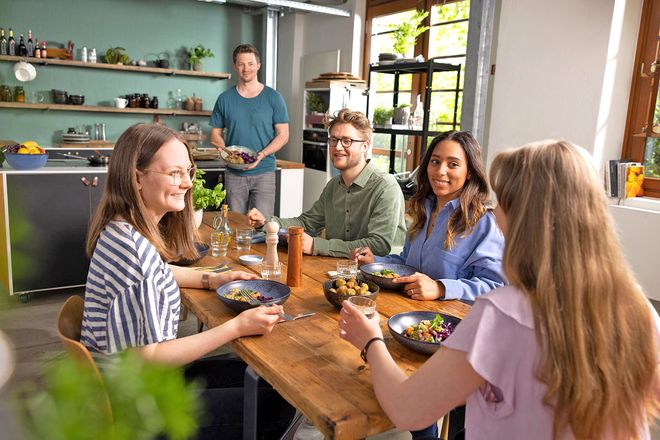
[348,296,376,318]
[261,261,282,281]
[211,231,231,257]
[235,227,253,252]
[337,260,358,279]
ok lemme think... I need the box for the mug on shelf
[114,97,128,109]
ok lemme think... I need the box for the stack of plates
[62,133,90,144]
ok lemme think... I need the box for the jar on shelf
[184,96,195,111]
[194,96,203,112]
[14,86,25,103]
[0,85,12,102]
[141,93,150,108]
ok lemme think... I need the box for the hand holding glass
[348,296,376,319]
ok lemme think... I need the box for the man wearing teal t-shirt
[210,44,289,216]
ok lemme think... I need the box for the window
[363,0,471,174]
[623,0,660,197]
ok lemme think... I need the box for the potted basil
[187,45,215,71]
[192,169,226,227]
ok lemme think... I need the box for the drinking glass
[211,231,230,257]
[236,228,253,251]
[337,260,358,279]
[260,261,282,281]
[348,296,376,318]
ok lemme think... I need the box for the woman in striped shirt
[81,123,294,439]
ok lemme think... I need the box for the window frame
[622,0,660,198]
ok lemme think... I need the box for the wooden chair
[55,295,112,418]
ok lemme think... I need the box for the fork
[238,289,261,305]
[278,311,316,322]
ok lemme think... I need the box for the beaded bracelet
[360,337,385,363]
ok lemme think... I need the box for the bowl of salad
[216,279,290,313]
[220,146,257,170]
[388,311,460,355]
[359,262,416,291]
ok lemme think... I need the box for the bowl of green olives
[323,277,379,309]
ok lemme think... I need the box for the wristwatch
[201,273,211,290]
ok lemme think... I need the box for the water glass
[348,296,376,319]
[211,231,230,257]
[261,261,282,281]
[236,227,253,251]
[337,260,358,279]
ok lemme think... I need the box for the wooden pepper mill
[263,221,280,268]
[286,226,304,287]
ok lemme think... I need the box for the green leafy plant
[187,44,215,66]
[104,47,131,65]
[373,106,394,126]
[20,351,200,440]
[307,92,328,114]
[390,10,430,56]
[192,168,226,210]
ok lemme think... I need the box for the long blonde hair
[490,140,659,438]
[408,131,490,248]
[86,123,199,262]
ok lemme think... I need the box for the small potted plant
[192,169,226,227]
[306,92,328,127]
[389,10,430,57]
[187,44,215,71]
[373,106,394,127]
[104,47,131,65]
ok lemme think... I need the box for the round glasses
[329,137,367,148]
[142,165,196,185]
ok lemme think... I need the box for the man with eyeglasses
[210,44,289,217]
[247,108,406,258]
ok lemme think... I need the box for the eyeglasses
[142,165,196,185]
[329,137,367,148]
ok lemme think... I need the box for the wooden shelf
[0,101,211,116]
[0,54,231,80]
[633,132,660,139]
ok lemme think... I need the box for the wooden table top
[180,211,470,439]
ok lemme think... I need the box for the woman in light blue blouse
[352,131,505,303]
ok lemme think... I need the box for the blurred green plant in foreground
[19,351,200,440]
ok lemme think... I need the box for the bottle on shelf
[26,30,33,57]
[89,48,97,63]
[34,39,40,58]
[81,46,88,63]
[8,29,15,56]
[18,34,26,57]
[175,88,184,109]
[0,28,7,55]
[412,94,424,129]
[41,40,47,58]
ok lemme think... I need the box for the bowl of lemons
[3,141,48,170]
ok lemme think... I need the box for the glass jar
[14,86,25,103]
[0,85,12,102]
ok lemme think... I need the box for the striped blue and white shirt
[81,220,180,355]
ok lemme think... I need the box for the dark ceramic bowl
[322,278,379,309]
[172,242,209,266]
[68,94,85,105]
[359,263,417,291]
[388,311,461,356]
[216,280,290,313]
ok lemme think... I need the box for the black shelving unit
[366,60,462,173]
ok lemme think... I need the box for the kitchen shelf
[0,101,211,116]
[0,54,231,80]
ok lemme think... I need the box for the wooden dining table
[180,211,471,440]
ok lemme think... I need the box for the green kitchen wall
[0,0,262,146]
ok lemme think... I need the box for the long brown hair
[490,140,659,438]
[86,123,199,262]
[408,131,489,248]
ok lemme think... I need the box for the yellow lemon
[17,147,30,154]
[22,141,40,149]
[28,146,42,154]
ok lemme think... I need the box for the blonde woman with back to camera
[340,140,660,439]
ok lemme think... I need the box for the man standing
[248,109,406,258]
[210,44,289,216]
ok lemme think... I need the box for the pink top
[443,285,659,440]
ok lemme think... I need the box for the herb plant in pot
[373,106,394,127]
[187,44,215,71]
[192,168,226,227]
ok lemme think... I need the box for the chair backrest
[56,295,112,418]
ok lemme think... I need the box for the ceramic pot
[194,209,203,228]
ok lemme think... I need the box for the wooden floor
[0,288,411,440]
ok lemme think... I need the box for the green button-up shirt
[274,160,406,257]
